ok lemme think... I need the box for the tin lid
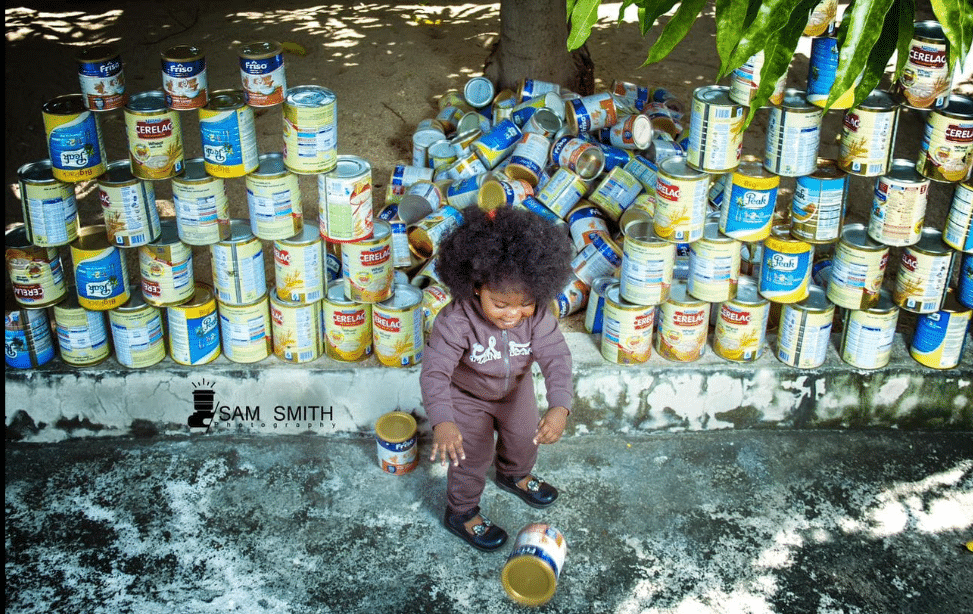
[529,107,563,134]
[113,291,153,313]
[100,160,137,184]
[162,44,204,62]
[910,227,951,255]
[414,128,447,149]
[428,140,457,159]
[326,283,355,305]
[501,555,558,607]
[795,284,831,313]
[856,89,897,111]
[151,219,181,246]
[174,283,215,310]
[912,20,946,42]
[224,219,256,244]
[693,84,736,107]
[457,112,487,135]
[374,411,417,443]
[659,155,706,180]
[175,158,211,183]
[626,114,654,149]
[620,205,653,236]
[936,94,973,119]
[205,89,246,111]
[285,85,336,107]
[379,283,423,310]
[126,90,167,113]
[463,76,495,109]
[866,289,898,314]
[331,155,371,180]
[76,43,120,64]
[703,221,737,244]
[590,276,619,296]
[253,152,287,177]
[885,159,927,184]
[72,225,112,251]
[53,288,84,313]
[238,41,283,59]
[41,94,86,116]
[17,160,57,183]
[780,89,817,112]
[572,142,606,181]
[624,219,666,245]
[840,223,886,250]
[735,156,777,180]
[279,224,322,247]
[809,158,846,180]
[733,275,764,305]
[5,224,31,250]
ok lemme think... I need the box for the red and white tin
[654,156,709,243]
[893,228,954,313]
[601,284,655,365]
[916,94,973,183]
[341,220,394,304]
[5,225,67,308]
[323,283,372,362]
[838,90,899,177]
[373,283,424,368]
[713,276,770,362]
[656,280,709,362]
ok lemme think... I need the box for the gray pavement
[6,430,973,614]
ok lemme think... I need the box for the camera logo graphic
[188,379,217,429]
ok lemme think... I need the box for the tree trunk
[484,0,594,96]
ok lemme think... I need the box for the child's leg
[493,375,540,479]
[446,385,499,515]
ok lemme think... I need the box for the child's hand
[430,421,466,467]
[534,406,569,445]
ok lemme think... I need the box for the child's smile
[478,286,536,330]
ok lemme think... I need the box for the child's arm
[531,308,574,444]
[535,406,570,444]
[420,304,469,465]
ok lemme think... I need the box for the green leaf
[617,0,638,25]
[567,0,602,51]
[931,0,973,73]
[725,0,803,76]
[891,0,916,82]
[634,0,683,36]
[716,0,751,78]
[644,0,710,65]
[826,0,895,110]
[851,0,909,107]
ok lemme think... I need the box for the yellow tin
[656,280,709,362]
[70,225,131,311]
[318,155,374,243]
[53,290,111,367]
[109,293,166,368]
[274,225,326,303]
[5,225,67,308]
[210,219,267,306]
[16,159,79,247]
[97,160,162,247]
[217,294,272,363]
[283,85,337,174]
[374,411,418,475]
[171,158,231,245]
[270,291,323,363]
[166,283,220,366]
[687,222,741,303]
[601,284,655,365]
[323,283,372,362]
[373,283,424,367]
[501,524,567,607]
[342,219,394,303]
[139,219,194,307]
[198,89,259,178]
[714,276,770,362]
[246,152,304,241]
[124,90,184,180]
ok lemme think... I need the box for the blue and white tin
[944,182,973,252]
[471,119,522,169]
[585,277,618,334]
[910,292,971,369]
[958,252,973,308]
[571,232,623,286]
[4,306,56,369]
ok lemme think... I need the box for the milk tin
[377,204,416,269]
[719,158,780,241]
[75,44,126,111]
[838,90,899,177]
[803,0,838,37]
[421,283,451,336]
[374,411,418,475]
[270,291,323,363]
[171,158,231,245]
[217,295,272,363]
[4,304,56,369]
[17,160,79,247]
[407,205,464,259]
[893,21,952,110]
[585,277,617,334]
[42,94,108,182]
[5,225,67,308]
[867,159,930,246]
[413,128,448,168]
[589,166,643,221]
[477,176,533,210]
[386,164,435,205]
[654,156,709,243]
[472,119,522,169]
[283,85,338,174]
[827,224,889,310]
[656,280,709,362]
[687,222,741,302]
[246,152,303,240]
[501,524,568,607]
[893,228,954,313]
[124,90,184,180]
[714,276,770,362]
[373,283,424,367]
[604,114,653,150]
[167,283,220,366]
[71,225,131,311]
[566,91,618,134]
[550,136,605,180]
[958,252,973,308]
[518,78,561,102]
[323,283,372,361]
[342,220,394,303]
[537,167,588,218]
[210,219,267,306]
[274,225,325,303]
[398,179,445,226]
[910,291,971,369]
[791,159,848,243]
[620,220,675,306]
[686,85,745,173]
[98,160,161,247]
[567,204,611,251]
[944,182,973,252]
[109,293,166,368]
[775,284,834,368]
[806,36,857,109]
[238,41,286,107]
[463,76,495,109]
[729,51,787,107]
[161,44,207,110]
[198,89,259,178]
[764,90,822,177]
[318,155,374,243]
[53,291,111,367]
[571,232,623,286]
[505,132,552,186]
[916,95,973,183]
[840,291,900,369]
[139,220,194,307]
[759,226,814,303]
[601,284,655,364]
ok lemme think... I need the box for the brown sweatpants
[446,375,540,515]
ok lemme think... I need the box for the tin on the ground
[501,524,567,607]
[374,411,418,475]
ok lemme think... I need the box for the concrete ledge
[5,331,972,442]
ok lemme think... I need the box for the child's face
[478,285,536,330]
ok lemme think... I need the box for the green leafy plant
[567,0,972,125]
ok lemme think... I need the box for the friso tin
[198,89,259,178]
[238,41,286,107]
[42,94,108,182]
[76,44,126,111]
[124,90,184,180]
[17,159,79,247]
[161,44,208,110]
[283,85,338,174]
[501,524,567,607]
[374,411,418,475]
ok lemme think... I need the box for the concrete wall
[6,331,971,442]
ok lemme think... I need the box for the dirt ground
[4,0,970,308]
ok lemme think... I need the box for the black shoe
[443,506,508,552]
[496,473,559,508]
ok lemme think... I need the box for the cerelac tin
[714,276,770,362]
[324,284,372,361]
[5,225,67,308]
[71,225,130,311]
[374,411,418,475]
[210,219,267,306]
[656,280,709,362]
[840,290,899,369]
[893,228,954,313]
[373,283,423,367]
[218,295,272,363]
[601,284,655,365]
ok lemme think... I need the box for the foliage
[567,0,972,125]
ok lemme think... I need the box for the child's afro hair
[434,205,574,306]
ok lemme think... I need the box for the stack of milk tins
[6,40,407,372]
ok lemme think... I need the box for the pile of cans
[5,40,447,371]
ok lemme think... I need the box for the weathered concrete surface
[5,332,972,442]
[6,430,972,614]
